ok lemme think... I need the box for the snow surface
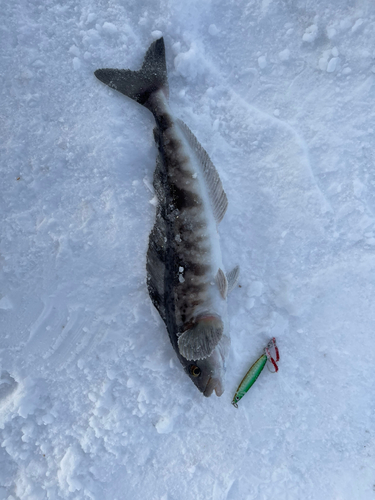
[1,0,375,499]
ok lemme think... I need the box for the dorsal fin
[177,119,228,224]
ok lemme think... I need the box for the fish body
[95,38,238,396]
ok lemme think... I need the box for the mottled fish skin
[148,91,230,395]
[95,38,234,397]
[150,92,225,329]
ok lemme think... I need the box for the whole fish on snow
[95,38,239,397]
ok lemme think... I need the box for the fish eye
[189,365,201,377]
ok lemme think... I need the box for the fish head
[184,346,227,397]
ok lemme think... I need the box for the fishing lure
[232,338,279,408]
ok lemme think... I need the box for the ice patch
[58,445,83,492]
[302,24,318,43]
[73,57,81,70]
[174,43,207,80]
[42,413,54,425]
[17,377,40,419]
[351,19,363,33]
[0,371,18,403]
[257,56,267,69]
[340,18,352,31]
[86,13,96,24]
[0,295,12,310]
[327,27,337,39]
[318,57,328,71]
[327,57,339,73]
[102,22,117,34]
[208,24,220,36]
[149,195,158,206]
[279,49,290,62]
[69,45,80,57]
[151,30,163,39]
[155,415,174,434]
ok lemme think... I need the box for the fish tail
[94,37,168,108]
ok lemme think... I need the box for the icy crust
[1,0,375,499]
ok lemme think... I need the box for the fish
[95,37,239,397]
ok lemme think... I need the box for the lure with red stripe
[232,338,280,408]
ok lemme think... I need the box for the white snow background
[1,0,375,498]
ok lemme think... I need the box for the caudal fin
[94,37,168,108]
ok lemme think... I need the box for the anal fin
[216,268,228,299]
[227,265,240,295]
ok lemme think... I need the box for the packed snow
[1,0,375,499]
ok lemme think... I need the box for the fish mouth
[203,377,224,397]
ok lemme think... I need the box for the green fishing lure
[232,338,279,408]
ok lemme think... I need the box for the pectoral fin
[178,316,224,360]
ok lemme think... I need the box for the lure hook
[265,337,279,373]
[231,338,280,407]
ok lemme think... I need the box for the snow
[278,49,290,62]
[257,56,267,69]
[1,0,375,499]
[302,24,318,43]
[327,57,339,73]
